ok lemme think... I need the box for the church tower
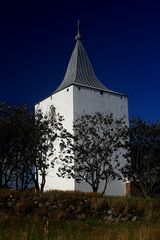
[36,22,129,196]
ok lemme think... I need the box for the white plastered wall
[73,85,129,196]
[35,86,75,191]
[36,85,129,196]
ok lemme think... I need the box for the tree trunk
[139,180,148,199]
[0,167,3,188]
[102,179,108,195]
[92,185,98,193]
[40,172,46,192]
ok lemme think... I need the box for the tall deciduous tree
[0,102,67,191]
[121,118,160,198]
[0,102,32,189]
[28,106,66,191]
[58,112,128,194]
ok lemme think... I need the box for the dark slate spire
[54,21,108,93]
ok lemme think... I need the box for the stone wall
[0,190,159,223]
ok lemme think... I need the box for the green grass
[0,218,160,240]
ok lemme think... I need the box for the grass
[1,189,160,239]
[0,218,160,240]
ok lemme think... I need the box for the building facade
[36,25,129,196]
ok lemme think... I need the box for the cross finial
[77,19,80,35]
[75,19,81,41]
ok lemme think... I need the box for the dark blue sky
[0,0,160,121]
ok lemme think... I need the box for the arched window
[50,105,56,121]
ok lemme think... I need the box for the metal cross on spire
[75,19,81,41]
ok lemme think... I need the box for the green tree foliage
[58,112,128,194]
[0,102,66,191]
[122,118,160,198]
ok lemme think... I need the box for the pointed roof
[54,22,108,93]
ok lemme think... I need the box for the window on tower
[67,88,69,92]
[50,105,56,121]
[100,90,103,95]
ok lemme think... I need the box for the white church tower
[36,21,129,196]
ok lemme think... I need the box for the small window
[50,105,56,122]
[78,87,81,90]
[82,109,85,114]
[67,88,69,92]
[50,105,56,115]
[50,95,52,100]
[100,90,103,95]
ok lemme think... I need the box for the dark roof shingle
[54,39,108,93]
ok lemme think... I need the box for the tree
[121,118,160,198]
[0,102,67,191]
[0,103,30,188]
[26,106,66,191]
[58,112,128,194]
